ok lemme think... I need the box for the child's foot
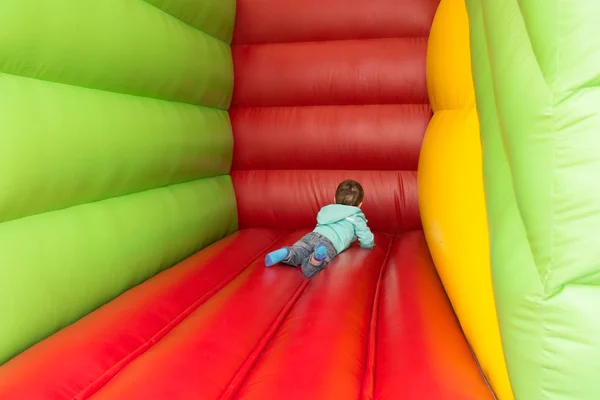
[310,243,328,265]
[265,248,289,267]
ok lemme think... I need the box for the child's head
[335,179,364,207]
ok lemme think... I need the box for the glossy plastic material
[233,0,439,44]
[232,38,429,108]
[231,7,430,235]
[0,0,236,364]
[0,230,491,400]
[0,0,496,399]
[0,177,237,364]
[0,73,232,223]
[373,232,493,400]
[417,0,512,398]
[0,229,284,399]
[0,0,233,107]
[233,170,420,233]
[145,0,236,43]
[231,105,430,172]
[467,0,600,398]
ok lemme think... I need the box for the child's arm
[352,214,375,249]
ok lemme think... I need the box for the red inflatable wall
[231,0,439,234]
[0,2,497,399]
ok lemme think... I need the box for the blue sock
[265,248,289,267]
[313,243,328,262]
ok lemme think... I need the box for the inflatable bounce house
[1,0,598,399]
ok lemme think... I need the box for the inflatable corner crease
[467,0,600,398]
[418,0,513,399]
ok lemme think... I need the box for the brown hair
[335,179,364,206]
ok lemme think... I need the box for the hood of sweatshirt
[316,204,363,225]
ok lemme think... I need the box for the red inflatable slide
[0,0,495,398]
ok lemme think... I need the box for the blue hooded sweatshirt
[313,204,375,253]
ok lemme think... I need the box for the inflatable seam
[538,1,560,398]
[142,1,231,45]
[72,233,286,400]
[229,103,431,110]
[360,235,395,400]
[0,173,233,226]
[0,71,231,112]
[219,279,311,399]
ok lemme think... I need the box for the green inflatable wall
[0,0,237,364]
[467,1,600,399]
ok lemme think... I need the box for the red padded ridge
[232,38,428,108]
[373,232,494,399]
[234,0,439,44]
[75,234,285,400]
[231,105,431,172]
[234,234,391,400]
[87,231,311,400]
[232,170,420,234]
[0,230,284,400]
[220,280,311,400]
[360,236,395,400]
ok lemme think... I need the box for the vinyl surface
[0,229,492,400]
[0,0,496,399]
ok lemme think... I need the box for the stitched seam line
[467,344,499,400]
[220,279,311,400]
[141,0,231,45]
[360,234,395,400]
[234,34,431,46]
[74,233,286,400]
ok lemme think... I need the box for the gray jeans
[283,232,338,278]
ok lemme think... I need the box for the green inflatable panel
[144,0,236,43]
[0,0,237,365]
[0,73,232,223]
[467,1,600,399]
[0,0,233,108]
[0,176,237,365]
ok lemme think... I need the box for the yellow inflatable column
[418,1,513,399]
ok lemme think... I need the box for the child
[265,179,375,278]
